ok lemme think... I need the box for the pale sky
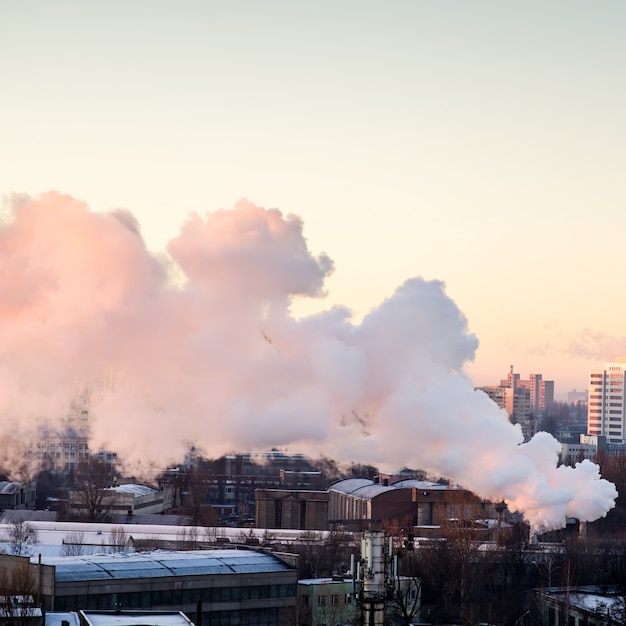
[2,1,625,398]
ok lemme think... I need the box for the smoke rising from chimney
[0,191,616,531]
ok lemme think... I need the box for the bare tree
[133,534,162,552]
[107,526,129,553]
[68,458,118,521]
[289,530,356,579]
[61,531,86,556]
[0,559,38,625]
[204,526,227,544]
[388,548,422,626]
[176,526,200,550]
[3,520,39,557]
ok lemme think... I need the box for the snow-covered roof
[0,481,22,494]
[82,611,194,626]
[110,484,159,497]
[549,588,622,615]
[299,577,352,586]
[391,479,449,490]
[45,612,81,626]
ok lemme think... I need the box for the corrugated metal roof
[328,479,374,494]
[329,478,448,500]
[41,549,293,582]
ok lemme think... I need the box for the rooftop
[329,477,448,499]
[35,549,294,582]
[110,484,159,497]
[81,610,194,626]
[0,481,33,495]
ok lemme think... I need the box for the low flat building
[44,610,194,626]
[78,610,195,626]
[297,578,357,626]
[33,549,298,626]
[0,481,37,510]
[68,484,168,519]
[536,586,624,626]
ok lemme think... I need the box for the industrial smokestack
[355,530,393,626]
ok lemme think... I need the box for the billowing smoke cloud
[0,191,616,531]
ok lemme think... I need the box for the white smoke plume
[0,191,617,531]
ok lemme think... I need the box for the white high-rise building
[588,360,626,443]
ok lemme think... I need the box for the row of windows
[199,607,287,626]
[36,442,89,450]
[300,593,353,607]
[54,584,297,612]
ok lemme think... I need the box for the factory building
[0,480,37,510]
[328,477,491,534]
[21,549,298,626]
[255,489,329,531]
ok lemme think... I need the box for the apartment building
[588,360,626,443]
[477,366,554,440]
[28,399,118,473]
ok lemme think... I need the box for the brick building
[255,489,328,531]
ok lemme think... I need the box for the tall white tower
[353,530,396,626]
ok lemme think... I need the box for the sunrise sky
[2,1,625,397]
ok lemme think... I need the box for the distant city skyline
[2,2,625,396]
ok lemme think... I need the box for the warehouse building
[328,477,491,533]
[28,549,298,626]
[255,489,329,531]
[0,480,37,510]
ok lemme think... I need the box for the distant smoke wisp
[0,191,617,531]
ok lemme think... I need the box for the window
[331,594,339,606]
[318,595,326,606]
[345,593,353,604]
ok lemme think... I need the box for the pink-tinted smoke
[0,191,616,531]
